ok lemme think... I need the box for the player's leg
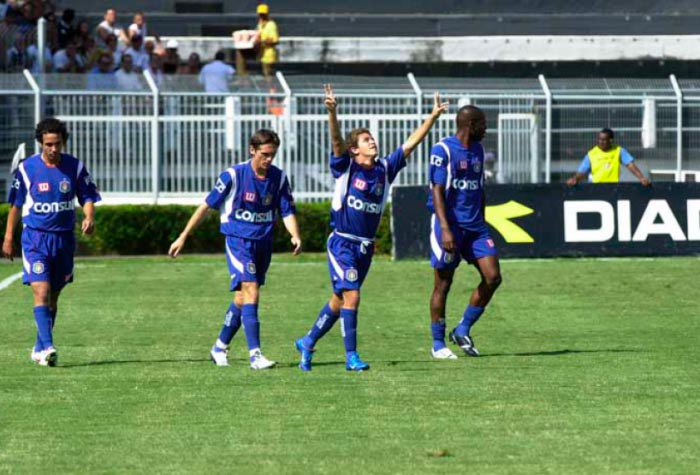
[428,216,460,359]
[30,281,57,365]
[451,233,501,356]
[241,239,275,370]
[210,290,243,366]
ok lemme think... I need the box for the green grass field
[1,254,699,474]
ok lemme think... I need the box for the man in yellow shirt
[255,4,279,80]
[568,128,650,186]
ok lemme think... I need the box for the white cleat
[210,348,229,366]
[249,350,276,370]
[31,347,58,366]
[431,347,458,360]
[30,349,43,365]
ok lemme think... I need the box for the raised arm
[325,84,347,157]
[402,92,449,158]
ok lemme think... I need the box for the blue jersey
[8,153,101,232]
[427,136,486,231]
[205,160,296,240]
[330,147,405,240]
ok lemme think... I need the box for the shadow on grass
[480,348,641,358]
[60,358,209,368]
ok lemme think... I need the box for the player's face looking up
[597,131,613,151]
[40,133,63,163]
[250,143,278,175]
[351,132,378,160]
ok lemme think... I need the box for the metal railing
[2,71,700,203]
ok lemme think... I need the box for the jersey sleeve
[7,170,26,207]
[620,148,634,165]
[384,146,406,184]
[577,155,592,174]
[429,143,449,186]
[76,162,102,206]
[330,150,352,178]
[205,170,234,209]
[278,174,296,218]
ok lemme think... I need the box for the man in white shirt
[128,11,160,44]
[198,51,235,93]
[96,8,128,48]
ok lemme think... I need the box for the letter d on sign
[564,201,615,242]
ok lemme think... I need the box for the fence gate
[497,113,539,183]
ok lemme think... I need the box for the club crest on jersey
[32,262,45,274]
[38,182,50,192]
[12,178,20,189]
[262,193,273,206]
[472,160,482,173]
[247,262,257,274]
[353,178,367,191]
[59,179,71,193]
[374,184,384,196]
[244,191,257,202]
[458,160,469,170]
[345,268,358,282]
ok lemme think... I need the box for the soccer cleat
[449,330,480,357]
[210,347,229,366]
[32,347,58,367]
[345,352,370,372]
[431,347,458,360]
[295,338,314,372]
[249,350,276,370]
[30,349,43,365]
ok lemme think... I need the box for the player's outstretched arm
[2,206,21,261]
[402,92,449,158]
[168,203,211,258]
[282,214,302,256]
[324,84,347,157]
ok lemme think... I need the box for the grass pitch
[1,254,699,474]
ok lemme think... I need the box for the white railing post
[407,72,422,117]
[276,71,295,173]
[23,69,41,154]
[143,70,160,203]
[37,17,46,76]
[538,74,552,183]
[669,74,683,182]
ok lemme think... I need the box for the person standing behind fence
[255,4,278,81]
[2,118,101,367]
[198,50,235,92]
[567,128,651,186]
[168,129,302,370]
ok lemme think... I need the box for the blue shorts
[225,235,272,291]
[327,233,374,295]
[21,227,75,292]
[430,215,497,269]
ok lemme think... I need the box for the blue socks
[33,306,53,350]
[241,304,261,352]
[431,318,447,351]
[455,305,485,337]
[215,303,242,350]
[302,303,339,349]
[340,308,358,358]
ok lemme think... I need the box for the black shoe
[449,330,480,357]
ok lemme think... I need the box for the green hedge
[0,202,392,256]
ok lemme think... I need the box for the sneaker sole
[250,362,276,370]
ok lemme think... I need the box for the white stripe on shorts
[430,214,444,261]
[225,240,244,273]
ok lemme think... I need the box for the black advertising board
[391,183,700,259]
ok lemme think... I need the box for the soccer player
[168,129,301,370]
[294,84,448,372]
[427,105,502,359]
[2,118,101,366]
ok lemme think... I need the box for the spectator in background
[178,52,201,74]
[57,8,75,49]
[161,39,180,74]
[144,38,159,59]
[147,53,163,86]
[123,34,149,72]
[255,3,279,80]
[75,19,91,49]
[79,36,97,69]
[103,33,122,68]
[128,11,159,45]
[115,53,141,90]
[87,50,116,89]
[26,40,52,73]
[53,41,84,72]
[199,50,234,92]
[567,128,651,186]
[96,8,127,48]
[5,32,27,72]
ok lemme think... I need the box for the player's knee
[241,283,259,303]
[342,290,360,309]
[485,272,502,290]
[433,279,452,296]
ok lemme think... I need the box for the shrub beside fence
[0,202,392,256]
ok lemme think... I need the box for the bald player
[427,105,502,359]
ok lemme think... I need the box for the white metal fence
[2,71,700,203]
